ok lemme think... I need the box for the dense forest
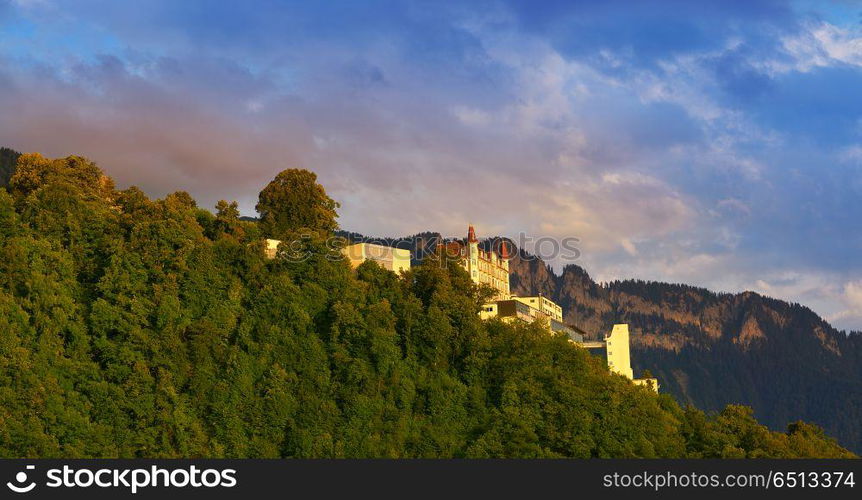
[0,150,854,458]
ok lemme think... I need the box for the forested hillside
[0,152,853,458]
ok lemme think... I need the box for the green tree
[9,153,114,203]
[0,147,21,187]
[256,169,339,238]
[213,200,244,240]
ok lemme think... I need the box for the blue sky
[2,0,862,330]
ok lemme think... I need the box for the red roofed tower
[499,239,510,260]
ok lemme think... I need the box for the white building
[342,242,411,274]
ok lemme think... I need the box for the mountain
[505,250,862,454]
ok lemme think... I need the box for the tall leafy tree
[256,169,339,238]
[0,147,21,188]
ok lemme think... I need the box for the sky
[1,0,862,331]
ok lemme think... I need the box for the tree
[0,147,21,188]
[216,200,240,221]
[256,169,339,238]
[8,153,114,202]
[213,200,244,239]
[165,191,197,210]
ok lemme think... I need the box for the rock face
[508,251,862,454]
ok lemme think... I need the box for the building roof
[467,225,478,243]
[437,227,512,265]
[499,240,511,259]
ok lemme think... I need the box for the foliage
[0,153,854,458]
[256,169,339,239]
[0,147,20,188]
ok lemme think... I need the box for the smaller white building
[342,242,411,274]
[605,324,634,379]
[512,295,563,322]
[605,324,659,392]
[263,239,410,274]
[264,239,282,259]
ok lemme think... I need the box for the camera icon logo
[7,465,36,493]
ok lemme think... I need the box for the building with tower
[441,225,511,300]
[266,225,658,393]
[448,226,583,341]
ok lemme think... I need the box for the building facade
[604,324,659,392]
[512,295,563,322]
[264,238,411,274]
[264,238,282,259]
[267,227,658,393]
[605,324,634,379]
[342,242,411,274]
[445,225,511,300]
[454,226,585,344]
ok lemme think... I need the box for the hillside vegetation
[0,152,853,458]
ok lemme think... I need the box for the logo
[4,464,237,494]
[7,465,36,493]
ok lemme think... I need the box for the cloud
[501,0,793,70]
[827,281,862,331]
[1,0,862,330]
[781,21,862,72]
[0,54,313,206]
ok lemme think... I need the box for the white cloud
[812,23,862,67]
[3,1,862,335]
[829,281,862,330]
[780,21,862,73]
[619,238,638,256]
